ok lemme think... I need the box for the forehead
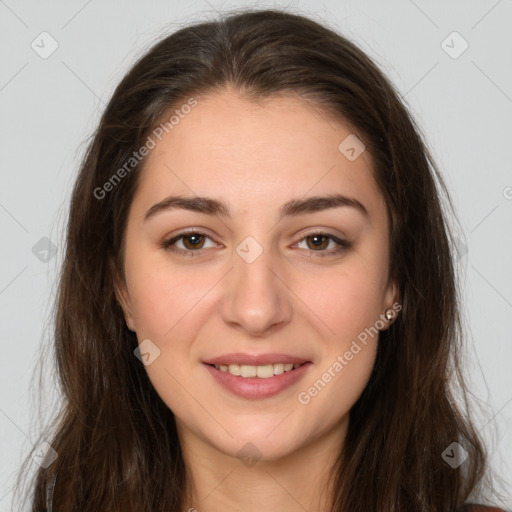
[132,89,386,221]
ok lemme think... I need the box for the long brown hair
[16,8,494,511]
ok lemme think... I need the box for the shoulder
[460,505,506,512]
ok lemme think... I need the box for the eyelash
[161,229,351,258]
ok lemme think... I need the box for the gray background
[1,0,511,510]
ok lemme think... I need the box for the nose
[221,243,293,337]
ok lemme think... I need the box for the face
[116,87,398,463]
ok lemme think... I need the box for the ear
[112,265,137,332]
[381,278,401,330]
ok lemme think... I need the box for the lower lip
[203,362,312,400]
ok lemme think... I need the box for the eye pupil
[184,234,204,249]
[308,235,328,250]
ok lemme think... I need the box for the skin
[115,87,399,512]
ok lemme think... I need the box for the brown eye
[296,232,351,257]
[181,233,206,250]
[162,230,217,256]
[305,234,330,251]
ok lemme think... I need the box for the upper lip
[203,353,310,366]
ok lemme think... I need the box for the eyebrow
[144,193,369,222]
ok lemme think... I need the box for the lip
[203,353,310,366]
[203,361,312,400]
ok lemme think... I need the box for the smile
[212,363,301,378]
[204,362,312,399]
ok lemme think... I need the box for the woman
[17,8,506,512]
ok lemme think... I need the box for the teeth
[214,362,302,378]
[240,365,257,378]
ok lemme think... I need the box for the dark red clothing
[462,506,505,511]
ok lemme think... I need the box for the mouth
[203,361,312,399]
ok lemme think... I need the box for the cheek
[124,255,215,405]
[291,263,384,413]
[296,269,382,416]
[125,252,210,340]
[294,262,385,345]
[126,265,205,415]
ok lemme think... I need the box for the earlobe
[113,269,137,332]
[382,280,401,329]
